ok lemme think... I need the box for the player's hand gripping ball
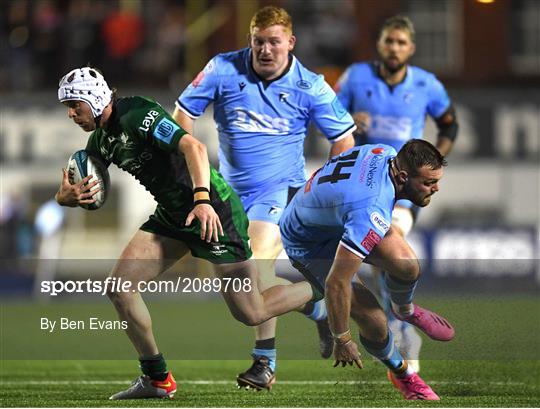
[66,150,110,210]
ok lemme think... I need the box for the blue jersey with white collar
[280,144,396,260]
[336,62,450,151]
[177,48,356,195]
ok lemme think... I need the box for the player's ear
[246,33,252,47]
[409,41,416,57]
[399,171,408,184]
[288,34,296,51]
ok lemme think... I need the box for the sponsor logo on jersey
[371,147,384,154]
[370,115,412,140]
[296,80,312,89]
[370,211,390,234]
[361,228,381,252]
[366,154,382,188]
[210,243,228,256]
[403,92,413,104]
[192,71,205,87]
[153,118,180,144]
[139,110,160,132]
[268,206,282,215]
[233,108,290,134]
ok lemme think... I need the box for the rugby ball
[66,150,110,210]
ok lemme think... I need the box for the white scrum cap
[58,67,112,118]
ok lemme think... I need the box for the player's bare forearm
[329,134,355,159]
[172,107,195,136]
[178,134,210,190]
[325,245,363,335]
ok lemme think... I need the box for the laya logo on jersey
[370,211,390,234]
[361,229,381,252]
[371,115,412,140]
[233,108,290,134]
[139,110,160,132]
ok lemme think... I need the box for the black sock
[255,337,275,350]
[139,353,168,381]
[301,301,315,315]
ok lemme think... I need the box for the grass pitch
[1,296,539,407]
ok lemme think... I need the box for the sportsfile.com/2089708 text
[40,277,253,296]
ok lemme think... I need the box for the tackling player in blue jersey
[281,140,455,401]
[173,6,355,390]
[336,15,458,372]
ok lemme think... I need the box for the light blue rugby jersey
[177,48,356,195]
[336,62,450,151]
[280,144,397,259]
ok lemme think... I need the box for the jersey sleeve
[176,57,220,118]
[84,131,111,167]
[340,205,391,259]
[335,66,354,112]
[309,76,357,142]
[128,100,188,153]
[426,75,451,119]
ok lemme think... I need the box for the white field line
[0,379,527,386]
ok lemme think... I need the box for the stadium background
[0,0,539,406]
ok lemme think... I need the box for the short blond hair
[249,6,292,34]
[379,15,415,42]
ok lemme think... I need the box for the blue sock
[303,299,327,321]
[383,272,417,307]
[252,348,277,372]
[359,330,412,376]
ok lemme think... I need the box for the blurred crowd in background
[1,0,361,91]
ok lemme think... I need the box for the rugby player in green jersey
[55,67,315,399]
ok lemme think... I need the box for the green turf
[0,360,538,407]
[1,296,539,406]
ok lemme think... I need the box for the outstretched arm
[325,244,363,369]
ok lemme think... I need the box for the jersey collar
[247,48,296,87]
[372,61,411,91]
